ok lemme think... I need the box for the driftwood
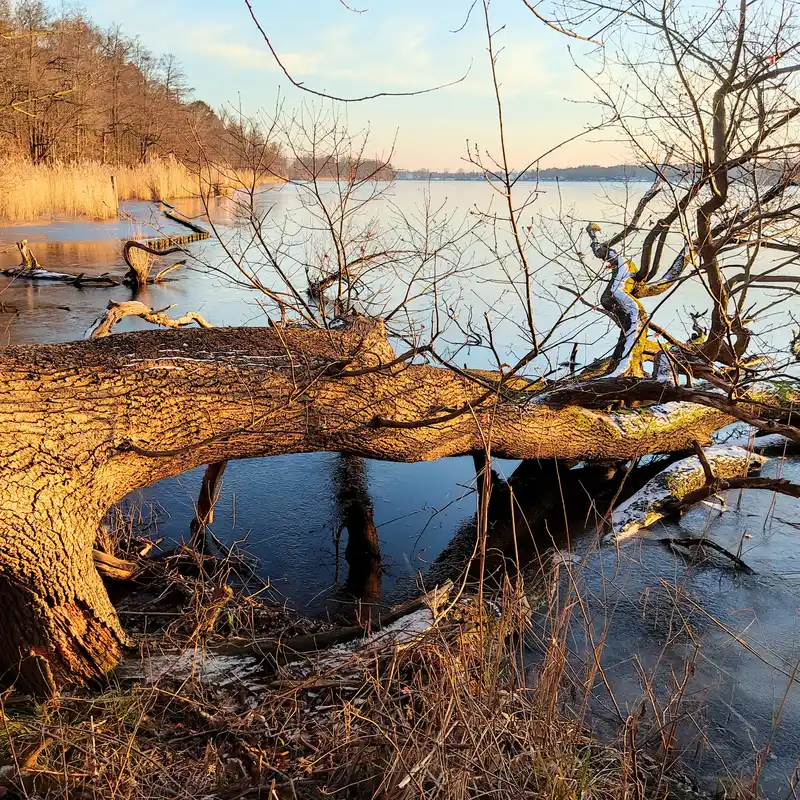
[1,209,211,288]
[87,300,213,339]
[217,580,453,664]
[122,207,211,287]
[17,239,39,269]
[120,582,452,692]
[1,240,121,285]
[121,241,186,286]
[0,265,120,285]
[162,207,210,235]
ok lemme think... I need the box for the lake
[1,180,798,795]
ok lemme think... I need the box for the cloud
[178,25,323,75]
[182,16,460,95]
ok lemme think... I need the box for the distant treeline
[0,0,398,182]
[397,166,660,182]
[286,157,396,182]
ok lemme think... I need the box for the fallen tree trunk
[0,319,776,695]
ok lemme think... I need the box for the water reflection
[333,454,382,601]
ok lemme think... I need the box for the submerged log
[0,318,788,695]
[606,445,768,542]
[2,241,121,285]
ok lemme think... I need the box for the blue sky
[77,0,627,169]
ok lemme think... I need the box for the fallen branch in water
[658,536,756,575]
[122,240,187,286]
[1,240,121,285]
[214,580,453,664]
[666,476,800,510]
[607,445,768,542]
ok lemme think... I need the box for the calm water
[1,181,799,793]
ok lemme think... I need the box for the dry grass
[0,478,738,800]
[0,157,284,223]
[0,561,710,800]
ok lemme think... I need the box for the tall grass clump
[0,157,282,223]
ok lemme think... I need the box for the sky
[75,0,629,170]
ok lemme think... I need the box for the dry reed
[0,157,283,223]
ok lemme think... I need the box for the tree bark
[0,318,740,693]
[0,504,127,696]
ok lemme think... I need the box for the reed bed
[0,157,282,222]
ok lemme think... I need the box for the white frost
[121,649,263,690]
